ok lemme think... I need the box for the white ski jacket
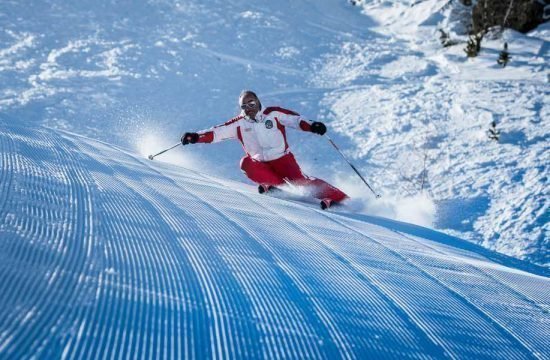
[196,107,314,162]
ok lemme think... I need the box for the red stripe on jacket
[215,115,244,128]
[274,117,289,152]
[236,126,250,156]
[263,107,299,116]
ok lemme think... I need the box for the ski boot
[320,198,333,210]
[258,184,278,194]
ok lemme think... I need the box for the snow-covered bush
[464,32,483,57]
[487,120,501,141]
[497,42,511,67]
[438,29,459,47]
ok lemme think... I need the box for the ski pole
[325,135,381,198]
[148,142,181,160]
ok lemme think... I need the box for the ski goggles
[240,101,257,110]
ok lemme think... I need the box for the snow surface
[322,0,549,266]
[0,0,547,266]
[0,0,549,357]
[0,123,548,358]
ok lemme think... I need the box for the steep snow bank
[0,123,547,358]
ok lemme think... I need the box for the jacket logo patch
[265,120,274,129]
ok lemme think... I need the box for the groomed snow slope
[0,123,548,359]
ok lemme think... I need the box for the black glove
[181,132,199,145]
[310,122,327,136]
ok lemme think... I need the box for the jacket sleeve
[267,107,313,132]
[197,118,240,143]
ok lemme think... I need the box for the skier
[180,90,348,209]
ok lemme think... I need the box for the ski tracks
[67,137,335,359]
[322,215,548,359]
[59,140,214,359]
[1,126,548,359]
[178,173,446,359]
[129,155,338,358]
[0,125,98,358]
[376,228,549,358]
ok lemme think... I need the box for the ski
[258,185,340,211]
[258,184,279,194]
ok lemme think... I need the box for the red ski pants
[240,153,348,202]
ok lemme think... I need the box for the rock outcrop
[472,0,548,33]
